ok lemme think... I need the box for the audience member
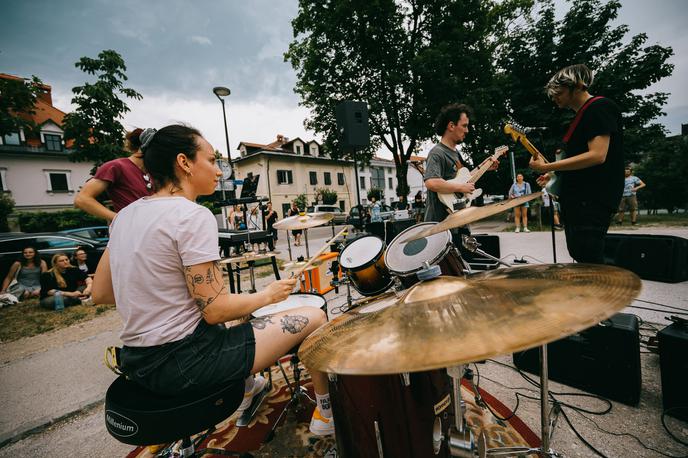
[509,173,532,232]
[616,166,646,225]
[39,253,92,309]
[1,246,47,300]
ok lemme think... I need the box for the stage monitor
[240,174,260,198]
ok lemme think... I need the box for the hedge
[17,209,107,233]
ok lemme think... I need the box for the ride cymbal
[403,193,542,242]
[273,212,334,230]
[298,264,641,374]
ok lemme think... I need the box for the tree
[636,136,688,213]
[0,75,43,138]
[499,0,673,170]
[0,193,15,232]
[286,0,527,199]
[367,187,384,202]
[63,50,142,170]
[294,193,308,211]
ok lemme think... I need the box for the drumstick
[291,226,349,279]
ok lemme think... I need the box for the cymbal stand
[247,260,257,294]
[461,235,512,268]
[447,365,476,457]
[285,229,293,261]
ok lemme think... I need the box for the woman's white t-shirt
[108,197,220,347]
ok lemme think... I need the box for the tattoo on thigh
[280,315,309,334]
[251,315,274,330]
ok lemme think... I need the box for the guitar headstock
[494,145,509,157]
[504,123,528,142]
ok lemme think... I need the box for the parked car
[0,233,107,281]
[306,205,347,225]
[60,226,110,243]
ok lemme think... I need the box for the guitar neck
[519,136,549,164]
[468,158,495,184]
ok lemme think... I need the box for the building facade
[0,73,94,212]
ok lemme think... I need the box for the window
[360,176,366,189]
[44,170,71,192]
[44,134,62,151]
[296,145,302,154]
[277,170,293,184]
[310,144,319,156]
[309,171,318,185]
[388,177,393,189]
[0,168,7,192]
[339,200,345,211]
[3,132,20,145]
[324,172,331,185]
[371,167,385,189]
[337,173,345,185]
[281,203,291,219]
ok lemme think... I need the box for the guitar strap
[562,96,604,143]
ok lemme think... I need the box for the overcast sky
[1,0,686,160]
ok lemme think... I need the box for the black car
[0,232,107,281]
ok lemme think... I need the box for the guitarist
[424,103,499,239]
[530,64,624,263]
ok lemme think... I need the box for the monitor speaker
[604,233,688,283]
[658,320,688,421]
[335,101,370,150]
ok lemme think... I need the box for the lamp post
[213,86,234,230]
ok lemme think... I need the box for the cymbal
[298,264,641,374]
[403,193,542,243]
[273,212,334,230]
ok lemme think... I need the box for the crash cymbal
[273,212,334,230]
[403,193,542,243]
[298,264,641,374]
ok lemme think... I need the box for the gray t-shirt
[423,142,470,223]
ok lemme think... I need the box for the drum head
[385,223,451,274]
[339,235,384,269]
[253,293,326,318]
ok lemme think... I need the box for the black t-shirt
[39,268,88,298]
[560,97,624,210]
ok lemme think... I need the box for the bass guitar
[503,123,562,197]
[438,145,509,213]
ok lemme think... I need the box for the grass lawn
[0,299,115,343]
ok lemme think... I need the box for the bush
[0,193,15,232]
[367,187,384,201]
[315,187,338,205]
[18,209,106,232]
[294,193,308,211]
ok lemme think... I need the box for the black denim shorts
[120,320,256,395]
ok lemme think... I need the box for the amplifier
[366,219,417,244]
[513,313,641,406]
[604,233,688,283]
[658,320,688,421]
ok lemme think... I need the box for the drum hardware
[374,421,384,457]
[402,193,543,243]
[461,235,511,269]
[400,373,411,387]
[303,228,316,293]
[446,365,477,458]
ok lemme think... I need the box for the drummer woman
[92,125,334,436]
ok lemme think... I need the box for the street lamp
[213,86,235,199]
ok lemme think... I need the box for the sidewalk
[0,225,686,456]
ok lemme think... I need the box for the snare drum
[330,294,452,457]
[385,222,465,288]
[338,235,393,296]
[252,292,327,318]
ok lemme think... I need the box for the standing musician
[530,64,624,263]
[424,104,499,241]
[92,125,335,436]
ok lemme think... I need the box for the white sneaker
[236,375,267,414]
[309,407,335,436]
[523,227,531,233]
[514,227,521,233]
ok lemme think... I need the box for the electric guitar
[503,123,562,197]
[438,145,509,213]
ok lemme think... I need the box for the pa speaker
[658,321,688,421]
[513,313,641,406]
[604,233,688,283]
[335,101,370,149]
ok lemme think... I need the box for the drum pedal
[236,385,270,427]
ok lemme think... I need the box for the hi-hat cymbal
[403,193,542,243]
[273,212,334,230]
[298,264,641,375]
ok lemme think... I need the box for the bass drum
[385,222,466,288]
[338,235,394,296]
[330,294,453,458]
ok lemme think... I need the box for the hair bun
[139,128,157,150]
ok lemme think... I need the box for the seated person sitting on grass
[1,246,48,301]
[39,253,93,309]
[71,248,95,275]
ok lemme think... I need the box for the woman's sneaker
[523,227,531,233]
[236,375,267,414]
[309,407,335,436]
[514,227,521,233]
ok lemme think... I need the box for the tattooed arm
[184,260,296,324]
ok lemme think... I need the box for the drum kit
[251,194,642,458]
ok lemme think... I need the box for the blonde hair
[49,253,71,289]
[545,64,594,99]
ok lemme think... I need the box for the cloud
[190,35,212,46]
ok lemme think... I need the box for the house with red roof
[0,73,95,212]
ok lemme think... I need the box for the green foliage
[0,193,16,232]
[294,193,308,210]
[636,137,688,213]
[367,187,384,201]
[63,50,142,171]
[18,209,105,233]
[0,75,43,138]
[198,200,223,215]
[315,187,338,205]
